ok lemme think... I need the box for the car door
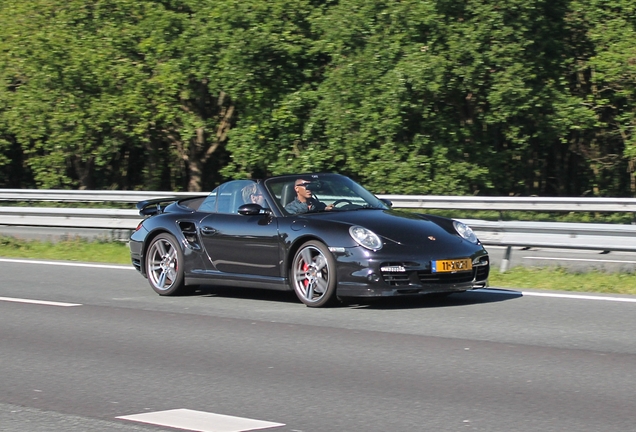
[199,181,282,278]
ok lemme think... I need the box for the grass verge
[489,267,636,296]
[0,236,130,265]
[1,236,634,295]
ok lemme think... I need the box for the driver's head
[294,179,313,202]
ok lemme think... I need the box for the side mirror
[380,198,393,208]
[238,203,267,215]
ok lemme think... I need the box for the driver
[284,179,334,215]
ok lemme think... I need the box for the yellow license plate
[432,258,472,273]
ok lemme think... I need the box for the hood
[307,209,464,246]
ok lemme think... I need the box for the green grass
[1,236,635,295]
[0,236,130,265]
[489,267,636,296]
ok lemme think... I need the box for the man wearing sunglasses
[284,179,334,215]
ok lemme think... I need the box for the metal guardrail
[3,189,636,212]
[1,189,636,272]
[462,219,636,271]
[382,195,636,213]
[0,207,140,229]
[0,189,199,203]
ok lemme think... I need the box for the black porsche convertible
[129,173,489,307]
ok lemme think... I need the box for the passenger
[284,179,334,215]
[241,183,267,208]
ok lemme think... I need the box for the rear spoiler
[136,197,180,217]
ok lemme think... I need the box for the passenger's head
[242,183,265,206]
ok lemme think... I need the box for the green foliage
[1,0,636,196]
[1,0,147,188]
[0,0,237,191]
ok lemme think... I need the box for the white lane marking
[476,288,636,303]
[117,409,285,432]
[0,258,133,270]
[523,256,636,264]
[521,291,636,303]
[0,296,81,307]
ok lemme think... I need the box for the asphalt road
[1,258,635,432]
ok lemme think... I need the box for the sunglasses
[296,182,311,188]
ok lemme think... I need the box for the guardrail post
[500,246,512,273]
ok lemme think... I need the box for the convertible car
[129,173,489,307]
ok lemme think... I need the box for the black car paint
[130,208,488,296]
[129,174,489,301]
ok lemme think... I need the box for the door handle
[201,226,218,235]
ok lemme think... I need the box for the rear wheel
[145,233,187,296]
[290,240,337,307]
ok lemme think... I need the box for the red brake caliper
[303,262,309,287]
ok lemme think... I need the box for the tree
[0,0,237,191]
[2,0,636,197]
[569,0,636,195]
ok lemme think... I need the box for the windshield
[264,174,389,215]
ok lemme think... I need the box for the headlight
[349,226,383,251]
[453,220,478,244]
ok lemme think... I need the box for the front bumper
[333,245,489,298]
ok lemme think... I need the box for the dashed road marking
[117,409,285,432]
[0,296,81,307]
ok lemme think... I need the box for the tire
[145,233,187,296]
[290,240,337,307]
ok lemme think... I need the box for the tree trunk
[73,156,94,190]
[187,127,205,192]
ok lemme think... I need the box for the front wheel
[145,233,187,296]
[290,240,337,307]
